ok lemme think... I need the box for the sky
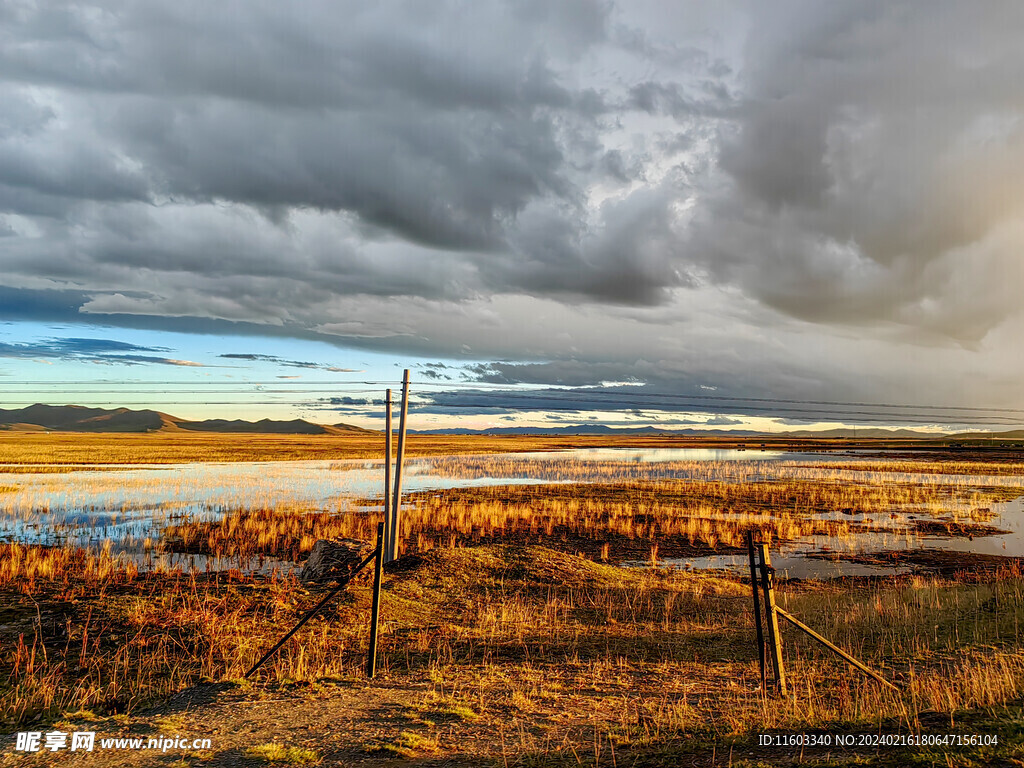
[1,1,1023,433]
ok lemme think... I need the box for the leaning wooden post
[747,531,767,688]
[245,550,377,679]
[774,607,899,691]
[757,542,787,695]
[388,369,410,563]
[367,521,385,678]
[383,389,393,563]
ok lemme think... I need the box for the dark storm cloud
[0,0,700,309]
[416,362,454,381]
[1,0,1022,413]
[466,361,643,387]
[325,396,372,406]
[0,336,204,366]
[0,286,349,343]
[411,384,1024,428]
[705,416,743,426]
[688,0,1024,342]
[313,395,383,416]
[220,354,281,362]
[414,387,749,417]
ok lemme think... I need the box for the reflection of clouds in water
[0,457,563,552]
[1,448,1022,578]
[425,451,1024,490]
[674,496,1024,580]
[0,461,373,520]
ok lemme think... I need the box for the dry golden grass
[6,540,1024,757]
[817,459,1024,477]
[5,437,1024,763]
[0,546,334,726]
[0,433,773,467]
[388,548,1024,740]
[164,505,357,563]
[3,431,1005,468]
[0,541,140,592]
[160,483,846,564]
[159,474,1017,566]
[427,454,1024,490]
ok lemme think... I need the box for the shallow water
[1,446,1022,578]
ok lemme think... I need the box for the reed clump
[159,470,1015,567]
[0,541,139,592]
[164,506,358,562]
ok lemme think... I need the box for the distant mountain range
[0,404,373,435]
[2,404,1019,439]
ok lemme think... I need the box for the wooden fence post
[383,390,392,563]
[747,531,767,688]
[757,542,787,695]
[388,370,410,563]
[367,521,385,678]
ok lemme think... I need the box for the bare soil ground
[7,678,1024,767]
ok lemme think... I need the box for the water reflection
[1,447,1022,579]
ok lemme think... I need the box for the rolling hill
[0,404,373,435]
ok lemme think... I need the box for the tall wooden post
[758,543,787,695]
[367,521,385,678]
[388,370,410,563]
[383,389,392,562]
[747,531,767,687]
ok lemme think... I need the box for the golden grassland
[0,432,739,467]
[2,542,1024,765]
[0,430,1011,468]
[4,436,1024,765]
[427,454,1024,484]
[161,477,1015,566]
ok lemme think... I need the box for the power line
[2,380,1022,416]
[2,383,1023,426]
[0,379,519,389]
[3,388,1023,417]
[419,387,1024,415]
[0,401,1018,426]
[3,392,1021,420]
[2,391,1023,419]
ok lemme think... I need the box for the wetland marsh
[2,433,1024,766]
[2,443,1022,578]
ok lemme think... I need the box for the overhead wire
[2,379,1022,415]
[1,381,1023,426]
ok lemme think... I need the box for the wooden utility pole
[367,521,385,678]
[383,389,392,562]
[746,531,767,686]
[388,370,410,563]
[758,543,787,695]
